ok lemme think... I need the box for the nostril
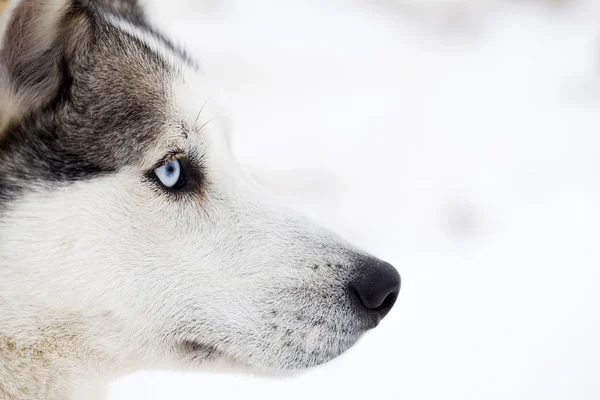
[374,290,399,314]
[350,280,399,311]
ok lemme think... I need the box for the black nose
[348,257,400,318]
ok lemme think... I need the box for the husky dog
[0,0,400,398]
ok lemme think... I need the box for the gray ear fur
[0,0,71,134]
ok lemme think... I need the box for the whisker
[198,115,223,133]
[195,96,213,126]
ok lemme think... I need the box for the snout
[348,257,401,321]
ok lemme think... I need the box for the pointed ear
[0,0,72,133]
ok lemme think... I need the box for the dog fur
[0,1,400,399]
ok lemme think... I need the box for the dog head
[0,0,400,373]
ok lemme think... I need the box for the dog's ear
[0,0,73,134]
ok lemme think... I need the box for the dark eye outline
[146,151,203,194]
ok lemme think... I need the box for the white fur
[0,100,364,395]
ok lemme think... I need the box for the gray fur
[0,0,185,206]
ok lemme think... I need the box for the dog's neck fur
[0,309,111,400]
[0,334,82,399]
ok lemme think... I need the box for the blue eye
[154,159,182,188]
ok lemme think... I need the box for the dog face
[0,0,400,373]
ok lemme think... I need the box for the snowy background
[110,1,600,399]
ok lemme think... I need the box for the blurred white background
[110,1,600,399]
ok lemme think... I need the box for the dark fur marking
[0,0,198,211]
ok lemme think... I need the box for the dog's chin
[175,331,364,376]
